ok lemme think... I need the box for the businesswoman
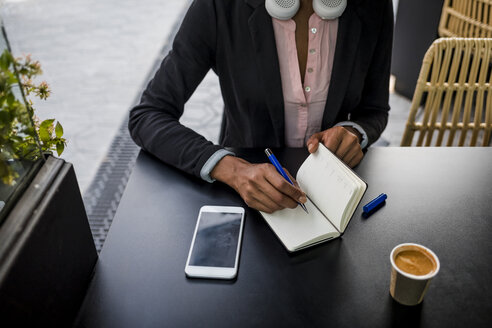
[129,0,393,213]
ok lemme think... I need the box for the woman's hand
[211,156,306,213]
[306,126,364,168]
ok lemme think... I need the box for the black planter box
[0,156,97,326]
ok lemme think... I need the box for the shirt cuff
[335,121,369,149]
[199,149,236,183]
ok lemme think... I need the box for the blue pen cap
[363,193,387,213]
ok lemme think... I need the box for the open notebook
[260,144,367,252]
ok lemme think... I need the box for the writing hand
[306,126,364,168]
[210,156,307,213]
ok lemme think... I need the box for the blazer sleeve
[128,0,223,178]
[349,0,394,146]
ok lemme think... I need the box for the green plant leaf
[6,92,15,106]
[40,118,55,127]
[0,110,11,124]
[0,50,10,70]
[39,119,54,142]
[55,121,63,138]
[22,125,36,136]
[38,128,50,142]
[56,141,65,156]
[10,135,24,143]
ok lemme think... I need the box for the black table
[76,148,492,327]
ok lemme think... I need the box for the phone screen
[188,211,242,268]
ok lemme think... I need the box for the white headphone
[265,0,347,20]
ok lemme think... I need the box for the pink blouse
[272,14,338,147]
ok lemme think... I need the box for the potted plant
[0,43,65,213]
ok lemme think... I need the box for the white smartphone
[185,206,245,279]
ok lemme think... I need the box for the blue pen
[264,148,309,214]
[363,193,387,214]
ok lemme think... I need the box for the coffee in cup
[390,243,440,306]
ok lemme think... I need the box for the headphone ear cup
[312,0,347,20]
[265,0,300,20]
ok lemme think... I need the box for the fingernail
[308,143,313,152]
[299,196,307,203]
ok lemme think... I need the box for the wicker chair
[439,0,492,37]
[400,38,492,146]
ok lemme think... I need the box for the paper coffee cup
[389,243,440,306]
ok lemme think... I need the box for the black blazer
[129,0,393,179]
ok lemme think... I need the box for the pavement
[1,0,191,193]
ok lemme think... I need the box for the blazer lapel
[246,0,285,145]
[322,1,361,129]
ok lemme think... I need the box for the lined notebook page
[297,145,358,231]
[260,198,339,252]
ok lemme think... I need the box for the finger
[322,127,356,160]
[241,178,284,213]
[250,191,284,213]
[267,175,301,208]
[247,196,280,214]
[252,165,300,208]
[237,168,282,212]
[342,146,361,165]
[306,133,322,153]
[284,169,307,203]
[242,164,300,212]
[337,133,360,162]
[284,169,299,189]
[265,167,305,205]
[347,151,364,168]
[258,179,299,209]
[322,128,344,154]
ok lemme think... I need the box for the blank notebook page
[260,198,339,250]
